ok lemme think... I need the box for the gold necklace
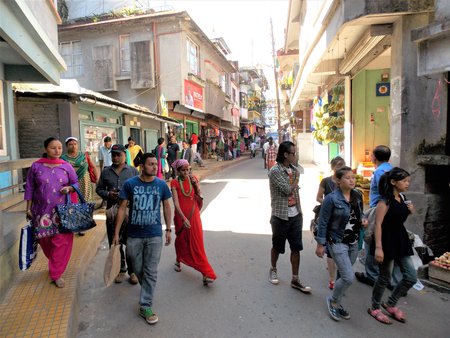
[178,177,192,197]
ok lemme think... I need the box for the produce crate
[429,261,450,284]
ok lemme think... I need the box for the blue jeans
[127,236,162,309]
[328,242,358,304]
[371,255,417,309]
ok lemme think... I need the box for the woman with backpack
[315,166,367,321]
[368,167,417,324]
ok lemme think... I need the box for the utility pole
[270,18,282,142]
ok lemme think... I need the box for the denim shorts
[271,214,303,254]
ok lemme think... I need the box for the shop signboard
[184,80,204,112]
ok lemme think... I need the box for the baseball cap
[111,144,126,153]
[65,136,78,144]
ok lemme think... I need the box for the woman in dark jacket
[315,166,368,322]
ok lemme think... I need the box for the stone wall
[15,97,63,158]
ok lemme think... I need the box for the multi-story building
[58,8,237,157]
[239,67,268,147]
[284,0,449,256]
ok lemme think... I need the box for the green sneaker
[139,307,158,325]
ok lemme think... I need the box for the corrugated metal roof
[13,79,180,125]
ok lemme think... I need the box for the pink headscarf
[172,159,189,171]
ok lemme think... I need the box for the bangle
[165,229,172,232]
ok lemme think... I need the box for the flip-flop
[382,303,406,323]
[173,262,181,272]
[368,308,392,325]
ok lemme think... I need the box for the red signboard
[184,80,203,112]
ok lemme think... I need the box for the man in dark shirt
[96,144,139,284]
[166,135,180,178]
[180,140,193,165]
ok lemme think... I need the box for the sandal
[173,262,181,272]
[382,303,406,323]
[367,308,392,325]
[54,278,65,288]
[203,276,214,286]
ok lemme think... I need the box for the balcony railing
[0,158,37,212]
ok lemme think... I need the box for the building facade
[284,0,449,255]
[0,0,67,296]
[58,8,238,158]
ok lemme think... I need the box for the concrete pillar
[390,13,449,243]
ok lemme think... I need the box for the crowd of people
[25,135,216,325]
[24,135,417,326]
[312,145,417,324]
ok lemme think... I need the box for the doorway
[130,128,141,149]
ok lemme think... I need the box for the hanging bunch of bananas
[312,85,346,144]
[323,115,345,128]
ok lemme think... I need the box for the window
[219,74,230,95]
[119,34,130,73]
[186,38,199,75]
[59,41,83,77]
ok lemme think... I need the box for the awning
[174,104,206,119]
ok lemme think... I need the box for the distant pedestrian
[171,159,216,285]
[154,137,167,180]
[113,153,172,325]
[98,136,113,171]
[268,141,311,294]
[127,137,143,168]
[96,144,139,284]
[315,166,367,321]
[25,137,78,288]
[250,141,257,158]
[180,140,193,165]
[265,137,278,170]
[368,168,417,325]
[167,135,180,179]
[190,132,198,155]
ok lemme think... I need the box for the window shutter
[92,45,115,91]
[130,40,154,89]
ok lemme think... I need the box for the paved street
[77,158,448,338]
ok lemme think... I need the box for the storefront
[78,106,123,162]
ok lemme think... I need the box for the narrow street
[77,158,448,338]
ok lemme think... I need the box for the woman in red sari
[170,159,216,285]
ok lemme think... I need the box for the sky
[149,0,290,99]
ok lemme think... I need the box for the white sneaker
[269,268,279,285]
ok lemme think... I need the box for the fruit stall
[355,174,371,204]
[429,252,450,286]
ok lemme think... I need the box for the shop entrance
[130,128,141,148]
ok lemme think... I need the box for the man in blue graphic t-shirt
[113,152,172,325]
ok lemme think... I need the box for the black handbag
[57,186,96,233]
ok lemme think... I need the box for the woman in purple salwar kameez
[25,137,78,288]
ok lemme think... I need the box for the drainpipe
[153,21,160,114]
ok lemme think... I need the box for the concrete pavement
[0,153,251,338]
